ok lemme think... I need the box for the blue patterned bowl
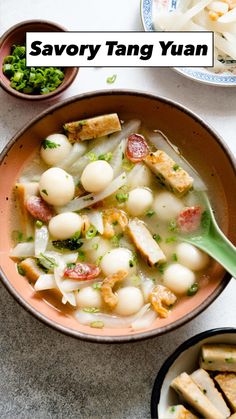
[141,0,236,86]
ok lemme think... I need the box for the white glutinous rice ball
[114,286,144,316]
[39,167,75,206]
[76,286,102,308]
[126,188,153,216]
[176,242,209,271]
[81,160,114,193]
[153,191,184,221]
[88,238,112,264]
[48,212,83,240]
[40,134,72,166]
[100,248,136,277]
[163,263,195,295]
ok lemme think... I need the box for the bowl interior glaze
[0,90,235,342]
[0,20,78,100]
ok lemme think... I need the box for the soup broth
[10,114,211,331]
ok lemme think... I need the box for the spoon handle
[185,226,236,278]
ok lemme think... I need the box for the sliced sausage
[26,195,54,223]
[64,263,100,280]
[177,206,202,233]
[126,134,149,163]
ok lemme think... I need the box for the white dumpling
[153,191,184,221]
[81,160,114,193]
[163,263,195,295]
[88,238,112,264]
[100,248,136,277]
[39,167,75,206]
[48,212,82,240]
[176,242,209,271]
[129,164,152,189]
[126,188,153,216]
[76,286,102,308]
[40,134,72,166]
[114,286,144,316]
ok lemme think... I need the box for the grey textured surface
[0,279,235,419]
[0,0,236,418]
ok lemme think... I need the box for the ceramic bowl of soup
[0,90,235,343]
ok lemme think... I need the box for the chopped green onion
[92,282,102,290]
[153,234,162,243]
[168,220,178,232]
[42,139,61,149]
[172,253,178,262]
[41,189,48,196]
[90,321,104,329]
[146,209,155,218]
[85,225,97,239]
[122,158,134,172]
[83,307,100,313]
[111,233,123,247]
[86,152,97,162]
[26,236,33,242]
[78,250,85,261]
[96,255,103,265]
[2,45,65,95]
[187,283,199,296]
[165,236,177,243]
[36,220,43,228]
[17,264,26,276]
[66,262,76,269]
[115,193,129,203]
[173,164,180,171]
[129,259,134,267]
[158,263,166,274]
[98,152,112,162]
[225,357,234,363]
[106,74,117,84]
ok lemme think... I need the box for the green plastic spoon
[180,193,236,278]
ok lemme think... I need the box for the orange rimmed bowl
[0,20,79,101]
[0,90,235,343]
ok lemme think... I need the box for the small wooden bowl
[0,20,78,100]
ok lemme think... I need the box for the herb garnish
[106,74,117,84]
[146,209,155,218]
[187,283,199,296]
[17,264,26,276]
[116,193,129,203]
[42,139,61,149]
[173,164,180,171]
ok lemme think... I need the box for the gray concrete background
[0,0,236,417]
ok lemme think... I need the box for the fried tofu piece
[16,182,39,236]
[215,373,236,412]
[200,344,236,372]
[171,372,225,419]
[127,218,166,266]
[19,258,42,282]
[163,405,198,419]
[144,150,193,196]
[64,113,121,142]
[191,369,230,417]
